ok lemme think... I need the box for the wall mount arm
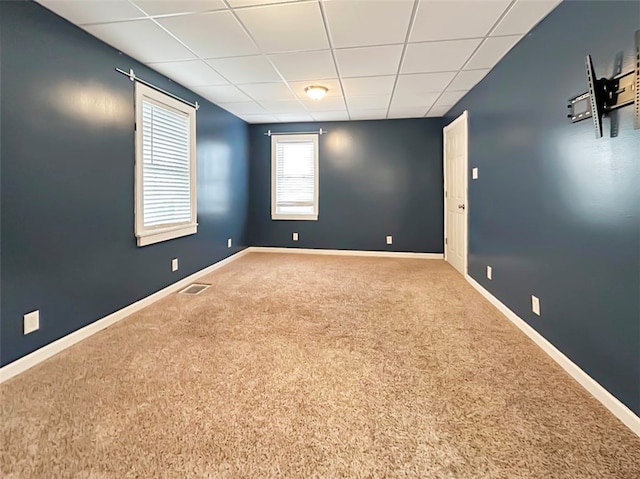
[567,29,639,138]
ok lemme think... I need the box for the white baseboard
[465,274,640,437]
[0,248,251,384]
[249,247,444,259]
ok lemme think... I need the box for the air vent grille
[179,283,210,295]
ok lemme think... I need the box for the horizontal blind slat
[142,99,193,227]
[274,139,316,216]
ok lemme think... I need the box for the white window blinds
[142,100,191,227]
[271,134,319,220]
[135,83,197,247]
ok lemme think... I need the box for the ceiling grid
[37,0,562,123]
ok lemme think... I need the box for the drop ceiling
[37,0,561,123]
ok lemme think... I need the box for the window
[135,83,197,246]
[271,134,319,220]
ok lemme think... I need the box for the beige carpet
[1,253,639,478]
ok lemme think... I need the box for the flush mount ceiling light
[305,85,328,100]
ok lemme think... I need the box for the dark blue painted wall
[248,119,446,252]
[448,1,640,414]
[0,1,249,366]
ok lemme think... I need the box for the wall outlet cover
[532,295,541,316]
[487,265,492,280]
[172,258,179,271]
[227,238,232,248]
[386,235,393,245]
[472,167,479,179]
[24,310,40,335]
[293,232,299,241]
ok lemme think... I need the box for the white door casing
[443,111,468,276]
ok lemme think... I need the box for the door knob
[458,204,465,210]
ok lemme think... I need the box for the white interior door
[443,111,468,276]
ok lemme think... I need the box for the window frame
[134,83,197,247]
[271,133,319,221]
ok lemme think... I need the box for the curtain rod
[115,68,200,111]
[264,128,326,136]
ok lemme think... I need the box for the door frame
[443,110,469,275]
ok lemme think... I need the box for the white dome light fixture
[305,85,328,100]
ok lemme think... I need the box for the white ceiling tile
[206,56,281,83]
[346,96,390,110]
[349,109,388,120]
[438,90,469,106]
[464,35,521,69]
[218,101,266,114]
[269,51,337,81]
[228,0,299,8]
[324,0,413,48]
[235,2,328,53]
[83,20,196,63]
[492,0,561,36]
[395,72,457,94]
[192,85,252,103]
[157,11,258,58]
[289,79,343,100]
[427,105,453,117]
[275,113,315,122]
[38,0,146,25]
[402,39,481,74]
[134,0,226,16]
[342,76,396,97]
[299,96,347,112]
[149,60,228,87]
[390,92,439,109]
[239,114,279,123]
[311,111,349,121]
[448,69,489,90]
[387,107,428,119]
[237,82,295,101]
[260,100,307,113]
[411,0,511,42]
[335,45,403,78]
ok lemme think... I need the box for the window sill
[271,214,318,221]
[137,224,197,247]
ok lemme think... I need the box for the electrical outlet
[293,232,299,241]
[486,265,492,280]
[24,310,40,335]
[227,238,232,248]
[172,258,178,272]
[386,235,393,245]
[531,295,541,316]
[472,167,479,179]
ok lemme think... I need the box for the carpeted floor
[1,253,639,478]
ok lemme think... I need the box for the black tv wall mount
[567,30,640,138]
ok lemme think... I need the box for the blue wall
[449,1,640,414]
[0,1,249,366]
[248,119,446,252]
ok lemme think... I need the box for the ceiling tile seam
[384,0,422,119]
[139,9,271,112]
[79,17,148,27]
[324,36,508,53]
[79,6,230,26]
[233,76,339,86]
[221,0,319,121]
[486,0,520,37]
[151,47,333,64]
[425,0,518,116]
[230,0,314,12]
[144,5,284,115]
[126,6,228,20]
[318,0,350,120]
